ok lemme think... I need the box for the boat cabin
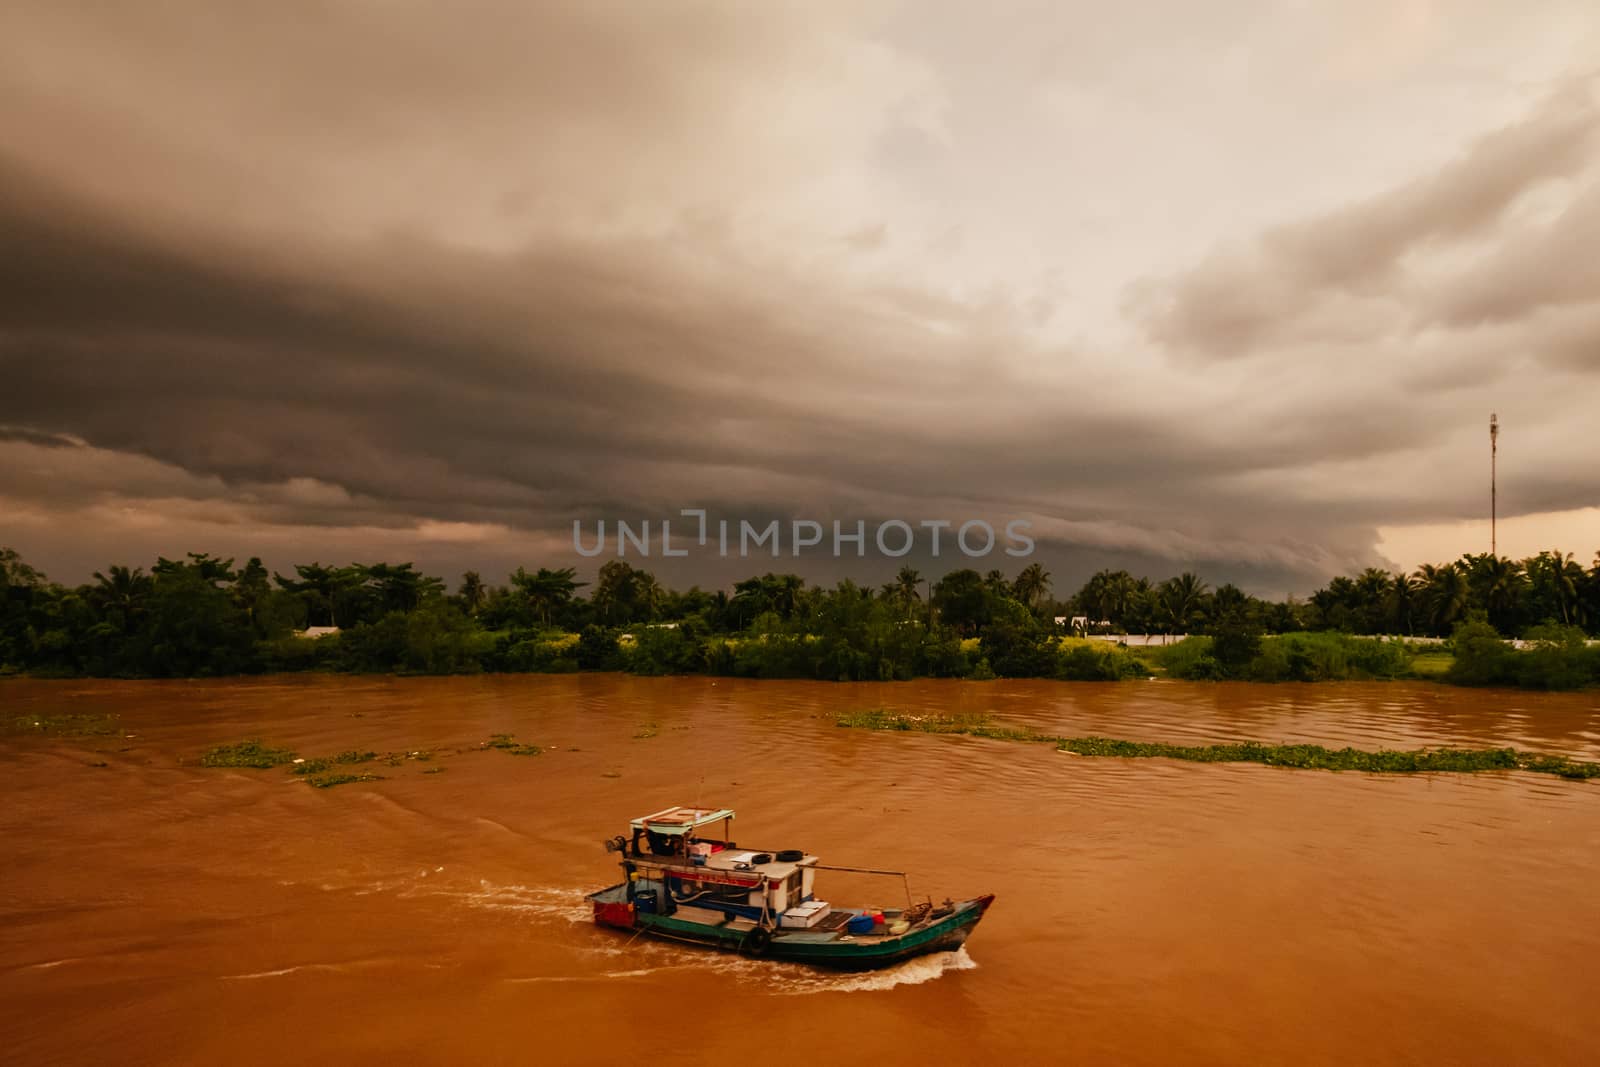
[612,805,821,924]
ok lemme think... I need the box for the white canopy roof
[630,805,735,836]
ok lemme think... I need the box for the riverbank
[11,625,1597,692]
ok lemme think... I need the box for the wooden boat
[587,805,995,971]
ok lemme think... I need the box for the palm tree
[1527,550,1583,627]
[1464,554,1525,632]
[1143,584,1175,640]
[458,571,485,616]
[1160,572,1209,637]
[634,572,662,621]
[730,576,772,626]
[511,566,587,627]
[1419,563,1469,636]
[1012,563,1051,611]
[1353,568,1394,634]
[1211,583,1249,622]
[1107,571,1139,629]
[894,566,922,604]
[91,565,154,628]
[1586,552,1600,629]
[1389,571,1419,635]
[1074,570,1112,625]
[772,574,804,619]
[273,562,364,627]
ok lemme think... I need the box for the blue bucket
[846,914,875,935]
[635,890,658,914]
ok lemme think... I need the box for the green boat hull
[590,885,995,972]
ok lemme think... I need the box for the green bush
[626,624,702,676]
[1157,632,1412,682]
[1056,643,1143,681]
[1155,637,1217,679]
[1210,620,1263,674]
[575,625,623,670]
[980,617,1057,678]
[1513,624,1596,690]
[487,631,578,673]
[1447,621,1519,686]
[920,635,969,678]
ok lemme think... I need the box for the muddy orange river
[2,676,1597,1065]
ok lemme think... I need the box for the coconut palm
[634,571,662,621]
[90,565,153,630]
[773,574,804,618]
[1419,563,1470,636]
[1160,572,1209,635]
[1389,571,1419,635]
[458,571,485,616]
[1527,549,1583,627]
[894,565,923,605]
[1354,568,1393,634]
[1463,554,1525,632]
[511,566,587,627]
[1011,563,1051,611]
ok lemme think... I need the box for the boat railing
[807,864,914,910]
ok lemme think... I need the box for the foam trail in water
[409,880,594,925]
[506,967,676,983]
[222,963,346,980]
[767,948,978,995]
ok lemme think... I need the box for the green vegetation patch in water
[292,750,379,775]
[303,771,382,789]
[200,739,296,768]
[834,708,1035,741]
[485,733,542,756]
[837,710,1600,780]
[6,713,121,737]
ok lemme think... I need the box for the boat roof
[631,805,735,836]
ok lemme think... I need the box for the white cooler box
[780,900,830,929]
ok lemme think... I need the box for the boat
[587,804,995,971]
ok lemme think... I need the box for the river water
[2,675,1597,1065]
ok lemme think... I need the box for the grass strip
[835,710,1600,781]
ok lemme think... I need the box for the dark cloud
[1129,83,1600,361]
[2,3,1598,591]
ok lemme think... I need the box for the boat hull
[589,886,995,972]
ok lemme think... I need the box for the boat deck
[634,847,819,883]
[619,893,906,944]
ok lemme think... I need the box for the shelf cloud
[3,1,1598,591]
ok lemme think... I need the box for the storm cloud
[3,1,1598,592]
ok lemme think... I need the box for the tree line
[1,546,1596,686]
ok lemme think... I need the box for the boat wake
[773,947,978,995]
[506,966,679,983]
[222,964,339,980]
[412,880,594,925]
[500,950,978,991]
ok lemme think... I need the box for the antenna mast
[1489,413,1499,557]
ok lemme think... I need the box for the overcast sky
[2,1,1598,595]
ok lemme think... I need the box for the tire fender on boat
[741,926,773,957]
